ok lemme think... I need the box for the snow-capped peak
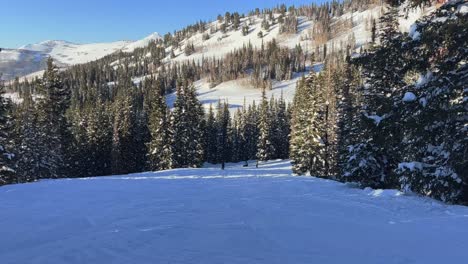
[143,32,162,41]
[19,40,76,53]
[122,32,162,52]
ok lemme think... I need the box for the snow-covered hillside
[1,2,436,83]
[166,64,323,111]
[0,160,467,264]
[0,33,161,81]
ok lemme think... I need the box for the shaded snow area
[1,160,468,264]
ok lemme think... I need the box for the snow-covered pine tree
[147,79,173,171]
[86,98,113,176]
[0,76,16,184]
[236,99,251,164]
[111,93,137,175]
[246,101,259,161]
[290,74,324,175]
[336,59,361,180]
[133,92,150,173]
[395,0,467,203]
[257,88,275,162]
[271,92,290,159]
[216,100,230,169]
[34,58,71,179]
[344,6,406,188]
[171,82,204,168]
[68,105,90,177]
[13,88,39,183]
[230,109,242,163]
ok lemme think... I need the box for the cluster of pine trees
[1,0,465,205]
[290,0,467,204]
[0,59,291,184]
[8,0,375,95]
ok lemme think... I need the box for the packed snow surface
[1,160,468,264]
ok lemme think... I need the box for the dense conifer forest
[0,0,466,204]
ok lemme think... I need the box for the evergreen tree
[204,104,218,164]
[371,18,377,44]
[395,1,468,203]
[0,77,16,184]
[242,25,250,36]
[344,8,406,188]
[171,82,204,168]
[272,92,290,159]
[111,93,138,174]
[336,60,361,180]
[13,88,39,183]
[257,88,275,162]
[147,80,173,171]
[290,74,324,175]
[34,58,71,179]
[216,101,230,169]
[86,99,113,176]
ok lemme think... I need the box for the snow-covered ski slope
[1,160,467,264]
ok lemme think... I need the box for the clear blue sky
[1,0,326,48]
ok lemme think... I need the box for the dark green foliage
[171,82,204,168]
[147,79,173,171]
[216,101,230,168]
[344,7,407,188]
[394,1,467,203]
[0,76,16,184]
[257,89,275,162]
[35,58,71,179]
[290,74,324,175]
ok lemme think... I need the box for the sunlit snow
[1,160,467,264]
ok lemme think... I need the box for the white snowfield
[1,160,467,264]
[0,33,161,81]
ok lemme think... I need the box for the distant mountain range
[0,33,161,81]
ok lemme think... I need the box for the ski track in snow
[1,160,468,264]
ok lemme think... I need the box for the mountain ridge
[0,32,162,81]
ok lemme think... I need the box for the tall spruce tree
[34,58,71,179]
[290,74,324,175]
[271,93,290,159]
[257,88,275,162]
[147,79,173,171]
[336,60,361,180]
[0,76,16,184]
[395,1,467,203]
[216,100,230,169]
[171,82,204,168]
[344,7,406,188]
[13,87,39,183]
[111,93,138,174]
[204,104,218,164]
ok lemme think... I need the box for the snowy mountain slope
[163,3,431,66]
[166,64,323,111]
[164,9,374,65]
[0,33,161,81]
[1,160,467,264]
[122,32,162,52]
[1,2,434,82]
[131,4,434,109]
[0,49,47,81]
